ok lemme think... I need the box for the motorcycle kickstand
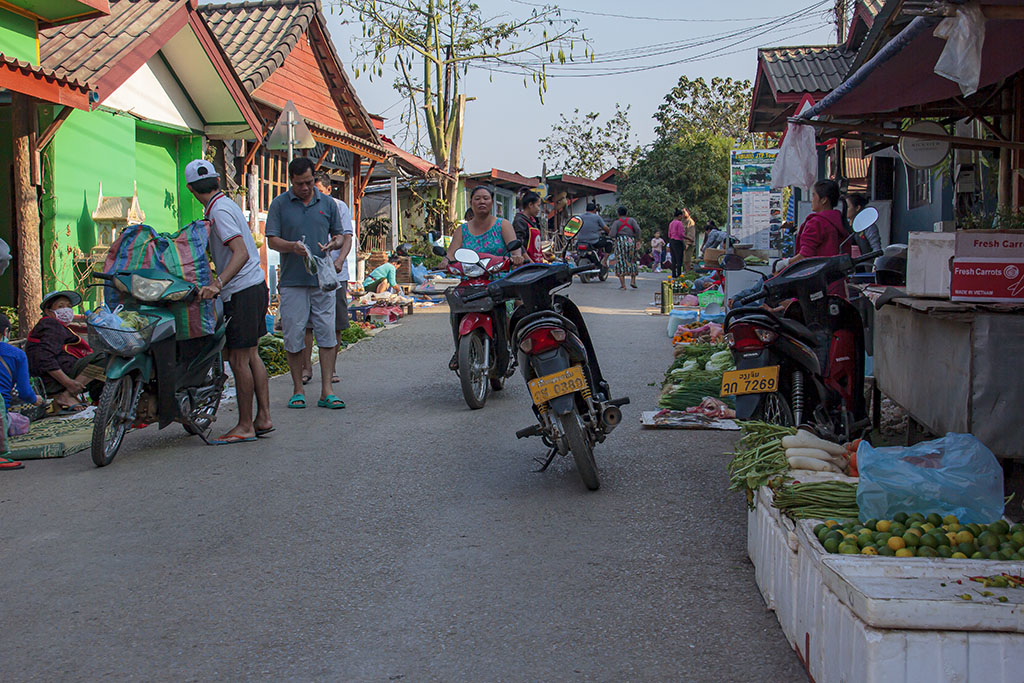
[533,446,558,473]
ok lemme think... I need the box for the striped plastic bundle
[102,221,217,340]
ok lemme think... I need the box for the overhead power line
[509,0,794,23]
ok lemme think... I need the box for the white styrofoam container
[795,520,1024,633]
[748,487,1024,682]
[906,232,955,298]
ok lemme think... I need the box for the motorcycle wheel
[561,411,600,491]
[598,266,609,282]
[458,330,490,410]
[489,375,505,392]
[579,272,591,283]
[754,391,795,427]
[91,375,136,467]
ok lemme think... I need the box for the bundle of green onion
[771,481,859,520]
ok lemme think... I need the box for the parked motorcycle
[433,241,522,409]
[87,269,227,466]
[462,257,629,490]
[719,210,881,442]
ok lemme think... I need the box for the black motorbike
[464,259,629,490]
[565,237,611,283]
[721,247,882,442]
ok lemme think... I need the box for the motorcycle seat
[777,317,815,342]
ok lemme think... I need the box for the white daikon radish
[781,429,847,457]
[785,447,835,461]
[787,456,843,473]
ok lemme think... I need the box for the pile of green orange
[814,512,1024,560]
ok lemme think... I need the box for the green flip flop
[288,394,306,409]
[317,394,345,409]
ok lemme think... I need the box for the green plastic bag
[698,289,724,307]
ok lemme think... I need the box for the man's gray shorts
[279,286,336,353]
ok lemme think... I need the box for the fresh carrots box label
[950,258,1024,303]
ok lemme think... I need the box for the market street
[0,274,804,681]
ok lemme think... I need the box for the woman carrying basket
[612,206,640,289]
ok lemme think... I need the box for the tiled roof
[0,54,92,94]
[200,0,317,93]
[861,0,885,19]
[759,45,854,95]
[38,0,185,94]
[200,0,381,147]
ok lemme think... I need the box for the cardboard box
[906,232,955,298]
[954,230,1024,258]
[950,231,1024,303]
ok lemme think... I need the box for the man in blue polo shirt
[266,157,347,410]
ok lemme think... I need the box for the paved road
[1,274,805,681]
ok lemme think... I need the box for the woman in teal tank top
[442,186,526,265]
[442,185,526,371]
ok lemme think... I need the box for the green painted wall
[0,9,38,64]
[0,107,13,305]
[41,108,204,297]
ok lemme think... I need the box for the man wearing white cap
[185,159,273,443]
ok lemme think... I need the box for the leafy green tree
[538,104,640,177]
[337,0,589,231]
[617,131,732,243]
[654,75,756,148]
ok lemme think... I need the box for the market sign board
[729,150,783,252]
[950,231,1024,303]
[898,121,950,170]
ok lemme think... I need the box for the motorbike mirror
[431,245,448,257]
[718,254,746,271]
[505,239,523,253]
[454,248,480,264]
[852,206,878,234]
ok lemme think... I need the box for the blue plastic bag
[856,433,1004,524]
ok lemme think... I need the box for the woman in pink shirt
[667,208,693,278]
[791,179,851,297]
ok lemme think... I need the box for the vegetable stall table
[871,295,1024,460]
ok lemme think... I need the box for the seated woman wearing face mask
[25,290,106,412]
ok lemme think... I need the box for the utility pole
[835,0,848,43]
[11,93,42,332]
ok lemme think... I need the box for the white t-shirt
[326,197,355,281]
[205,192,265,301]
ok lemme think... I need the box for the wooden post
[390,175,399,248]
[11,93,42,333]
[352,154,362,245]
[998,88,1013,211]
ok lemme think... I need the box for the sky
[321,1,841,177]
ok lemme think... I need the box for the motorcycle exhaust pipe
[600,405,622,430]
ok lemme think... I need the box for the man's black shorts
[224,282,268,349]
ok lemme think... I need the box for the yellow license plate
[721,366,779,397]
[528,365,587,405]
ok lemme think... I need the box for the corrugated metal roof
[38,0,184,90]
[759,45,854,95]
[200,0,317,93]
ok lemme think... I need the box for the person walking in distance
[650,231,666,273]
[300,172,355,386]
[611,206,640,289]
[667,208,689,278]
[682,208,697,273]
[184,159,273,443]
[265,157,348,410]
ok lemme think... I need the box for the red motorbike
[434,241,521,409]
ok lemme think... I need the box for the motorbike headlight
[130,274,173,301]
[463,264,485,278]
